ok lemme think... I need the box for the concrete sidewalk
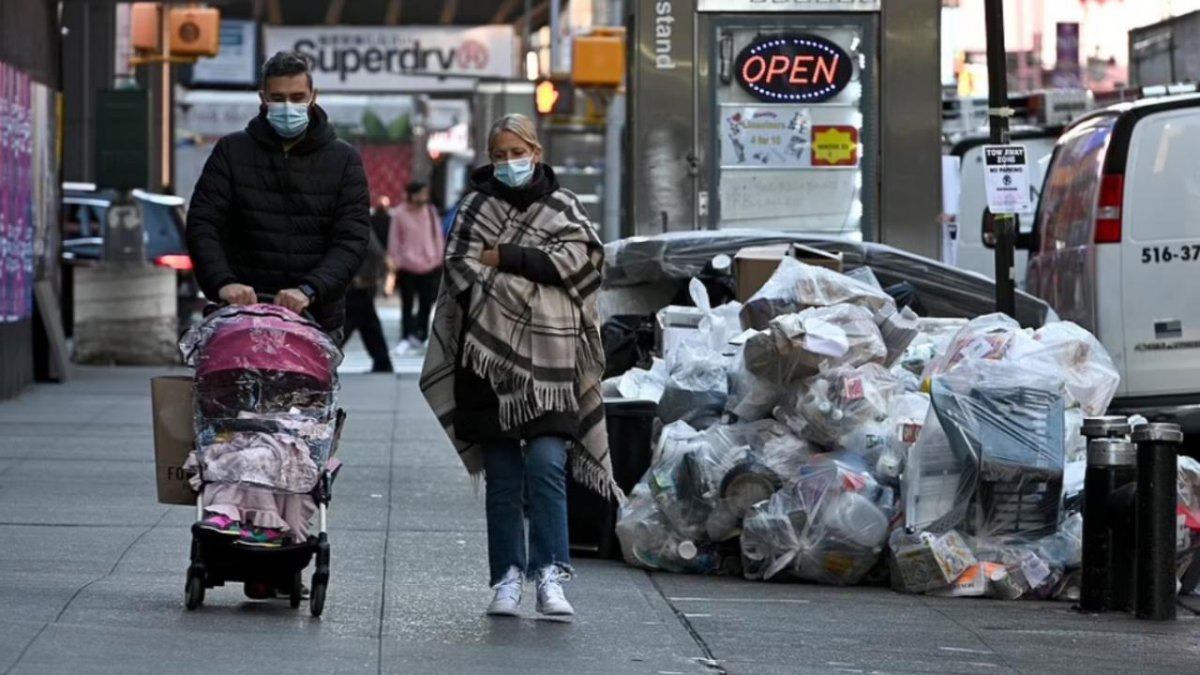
[2,367,1199,675]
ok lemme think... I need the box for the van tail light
[1095,174,1124,244]
[155,254,194,271]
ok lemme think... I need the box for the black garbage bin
[568,398,657,559]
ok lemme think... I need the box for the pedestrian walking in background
[419,114,618,619]
[388,180,444,355]
[342,228,394,373]
[370,195,393,253]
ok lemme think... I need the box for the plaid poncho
[419,187,618,499]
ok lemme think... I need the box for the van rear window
[1036,117,1116,253]
[1126,112,1200,241]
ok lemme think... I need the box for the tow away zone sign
[983,144,1033,214]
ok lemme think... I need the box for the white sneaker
[535,567,575,617]
[391,341,412,356]
[486,567,523,617]
[408,337,427,354]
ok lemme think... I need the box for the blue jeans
[483,436,572,586]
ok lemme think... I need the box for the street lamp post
[985,0,1016,317]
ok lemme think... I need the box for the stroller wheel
[185,574,205,610]
[290,573,303,609]
[309,580,327,618]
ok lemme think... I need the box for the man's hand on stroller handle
[275,288,312,314]
[219,283,257,306]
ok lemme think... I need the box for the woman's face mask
[266,102,311,139]
[494,157,535,188]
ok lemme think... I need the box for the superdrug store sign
[264,26,516,91]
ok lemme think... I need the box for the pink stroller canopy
[185,304,341,387]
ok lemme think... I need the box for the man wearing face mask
[186,51,369,339]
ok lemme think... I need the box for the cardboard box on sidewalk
[734,244,845,302]
[151,375,197,506]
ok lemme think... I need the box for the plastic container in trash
[568,398,658,559]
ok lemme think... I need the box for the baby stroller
[179,299,345,617]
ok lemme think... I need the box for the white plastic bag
[659,343,730,427]
[690,277,744,355]
[741,256,896,331]
[742,304,887,388]
[775,363,904,452]
[1017,322,1120,417]
[921,313,1024,384]
[726,339,787,422]
[741,455,891,585]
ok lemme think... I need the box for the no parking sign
[983,145,1033,215]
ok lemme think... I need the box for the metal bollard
[1133,422,1184,621]
[1082,416,1133,440]
[1110,481,1139,612]
[1081,436,1136,612]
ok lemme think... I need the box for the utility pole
[985,0,1016,316]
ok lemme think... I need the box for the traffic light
[535,79,574,116]
[572,29,625,87]
[131,3,221,60]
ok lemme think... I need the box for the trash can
[568,398,657,559]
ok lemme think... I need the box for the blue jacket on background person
[442,201,459,245]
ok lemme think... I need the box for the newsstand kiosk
[627,0,943,258]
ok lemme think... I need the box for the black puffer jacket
[186,105,370,332]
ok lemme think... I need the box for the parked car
[1020,93,1200,431]
[61,183,205,335]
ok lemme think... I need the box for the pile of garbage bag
[608,252,1150,601]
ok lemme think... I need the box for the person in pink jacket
[388,180,445,354]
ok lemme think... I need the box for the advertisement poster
[1054,22,1082,88]
[31,84,58,286]
[0,61,34,323]
[721,106,812,167]
[192,20,259,86]
[721,107,861,169]
[811,125,859,166]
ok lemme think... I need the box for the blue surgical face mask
[266,102,311,139]
[494,157,536,188]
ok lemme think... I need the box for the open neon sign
[735,35,853,103]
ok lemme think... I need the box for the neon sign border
[736,35,852,103]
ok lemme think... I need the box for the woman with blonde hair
[420,114,617,618]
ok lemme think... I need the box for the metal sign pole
[985,0,1016,317]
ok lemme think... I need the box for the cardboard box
[655,305,706,362]
[151,375,198,505]
[734,244,845,303]
[891,530,977,594]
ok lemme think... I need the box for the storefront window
[714,20,873,238]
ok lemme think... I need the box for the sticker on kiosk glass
[811,126,859,166]
[735,34,854,103]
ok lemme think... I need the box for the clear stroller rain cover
[181,305,343,494]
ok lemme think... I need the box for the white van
[1024,94,1200,430]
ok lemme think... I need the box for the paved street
[2,302,1200,674]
